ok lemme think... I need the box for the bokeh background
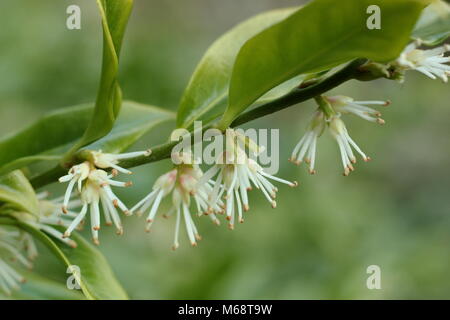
[1,0,450,299]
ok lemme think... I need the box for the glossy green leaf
[0,272,85,300]
[0,104,92,175]
[0,101,174,176]
[413,0,450,45]
[6,220,128,300]
[177,7,299,129]
[0,171,39,216]
[254,75,307,106]
[65,0,134,157]
[86,101,175,153]
[219,0,432,128]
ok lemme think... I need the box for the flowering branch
[230,59,369,126]
[29,58,370,190]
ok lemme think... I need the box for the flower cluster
[289,40,449,176]
[131,152,221,250]
[0,191,88,295]
[0,227,31,295]
[130,130,297,249]
[394,41,450,82]
[0,194,84,296]
[30,191,79,248]
[199,130,298,230]
[290,96,389,176]
[58,150,151,245]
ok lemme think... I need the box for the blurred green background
[1,0,450,299]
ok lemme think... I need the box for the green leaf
[0,171,39,216]
[0,104,92,175]
[0,101,174,176]
[413,0,450,45]
[6,220,128,300]
[1,272,85,300]
[176,7,299,129]
[254,75,307,106]
[86,101,175,153]
[219,0,432,128]
[65,0,134,158]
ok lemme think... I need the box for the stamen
[172,207,181,250]
[130,189,158,214]
[109,163,132,175]
[64,203,88,238]
[62,178,77,213]
[146,190,164,223]
[182,203,196,246]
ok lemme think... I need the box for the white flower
[0,227,30,295]
[396,41,450,82]
[59,167,132,245]
[0,197,79,295]
[28,192,80,248]
[329,116,370,176]
[326,95,389,124]
[91,149,151,175]
[17,232,38,262]
[290,95,387,175]
[37,192,82,228]
[58,161,90,213]
[289,111,326,174]
[131,153,221,250]
[200,129,297,230]
[58,149,150,213]
[57,149,150,244]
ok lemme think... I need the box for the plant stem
[30,59,368,189]
[231,59,367,126]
